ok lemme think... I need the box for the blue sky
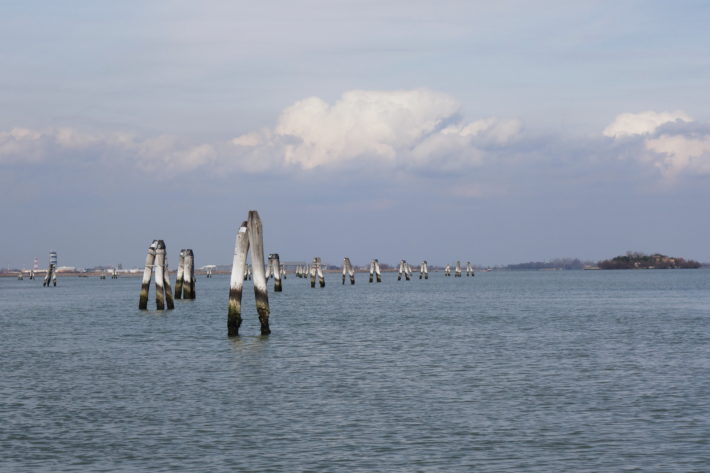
[2,1,710,268]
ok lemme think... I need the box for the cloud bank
[604,111,710,178]
[3,90,710,186]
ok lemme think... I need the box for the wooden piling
[310,260,317,288]
[139,240,158,309]
[163,250,175,310]
[398,260,404,280]
[317,258,325,287]
[375,259,382,283]
[455,260,462,277]
[228,221,249,336]
[369,260,375,283]
[342,257,355,285]
[175,249,185,299]
[183,249,195,299]
[466,261,474,277]
[270,253,282,292]
[444,264,451,276]
[154,240,167,310]
[247,210,270,335]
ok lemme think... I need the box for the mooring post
[183,249,195,299]
[369,260,375,283]
[423,260,429,279]
[310,260,317,288]
[43,251,58,287]
[398,260,404,280]
[247,210,270,335]
[466,261,474,277]
[154,240,167,310]
[228,221,249,336]
[455,260,462,277]
[317,257,326,287]
[175,250,185,299]
[375,259,382,282]
[139,240,158,309]
[445,264,451,276]
[271,253,282,292]
[163,251,175,310]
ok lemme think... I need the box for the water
[1,270,709,472]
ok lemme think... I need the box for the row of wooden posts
[138,210,474,336]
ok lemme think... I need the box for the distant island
[597,252,701,270]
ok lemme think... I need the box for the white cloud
[230,89,521,171]
[645,134,710,177]
[603,111,692,138]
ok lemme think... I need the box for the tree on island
[597,251,701,270]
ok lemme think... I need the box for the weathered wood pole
[139,240,158,309]
[17,271,24,280]
[281,266,287,279]
[405,261,411,280]
[52,272,57,286]
[455,260,462,277]
[369,260,375,283]
[154,240,167,310]
[398,260,404,280]
[270,253,282,292]
[444,264,451,276]
[265,255,274,280]
[342,257,355,285]
[247,210,270,335]
[183,249,195,299]
[111,268,118,279]
[174,249,185,299]
[317,258,325,288]
[228,221,249,336]
[162,250,175,310]
[375,259,382,282]
[310,260,317,288]
[29,269,34,280]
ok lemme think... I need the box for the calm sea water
[1,270,709,472]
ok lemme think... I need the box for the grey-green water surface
[1,270,709,472]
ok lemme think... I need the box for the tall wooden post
[175,249,185,299]
[375,259,382,283]
[154,240,167,310]
[455,260,462,277]
[228,221,249,336]
[342,257,355,285]
[139,240,157,309]
[310,260,317,288]
[163,248,175,310]
[369,260,375,283]
[270,253,282,292]
[247,210,270,335]
[183,249,195,299]
[444,264,451,276]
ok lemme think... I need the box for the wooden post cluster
[398,260,411,281]
[369,259,382,283]
[466,261,474,277]
[455,261,462,277]
[419,260,429,279]
[175,249,196,299]
[43,251,57,287]
[138,240,174,310]
[444,264,451,276]
[228,211,270,336]
[17,271,24,280]
[111,268,118,279]
[342,257,355,285]
[309,257,325,288]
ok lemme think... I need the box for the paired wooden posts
[342,257,355,285]
[466,261,475,277]
[369,259,382,283]
[455,261,462,277]
[175,249,196,299]
[111,268,118,279]
[309,257,325,288]
[138,240,175,310]
[17,271,24,280]
[43,251,57,287]
[268,253,283,292]
[444,264,451,276]
[398,260,411,281]
[227,211,270,336]
[419,260,429,279]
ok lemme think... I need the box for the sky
[2,0,710,269]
